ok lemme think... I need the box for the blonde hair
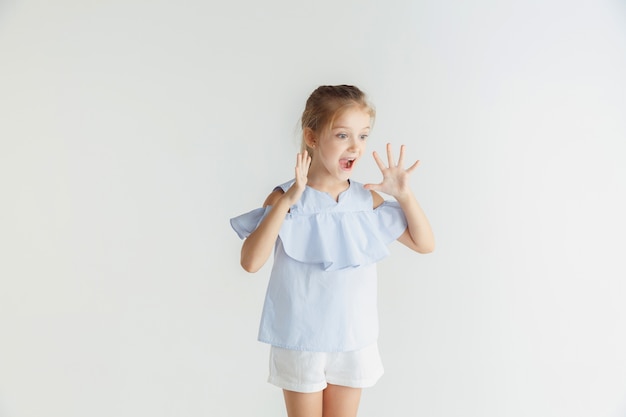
[300,85,376,154]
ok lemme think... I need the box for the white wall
[1,1,625,416]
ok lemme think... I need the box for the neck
[305,156,351,199]
[306,176,350,202]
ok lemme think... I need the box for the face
[308,107,371,183]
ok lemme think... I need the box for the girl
[230,85,434,417]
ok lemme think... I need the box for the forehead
[331,107,372,129]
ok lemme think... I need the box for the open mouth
[339,158,356,170]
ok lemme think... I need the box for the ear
[303,128,317,149]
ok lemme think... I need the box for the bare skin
[365,142,435,254]
[239,150,311,273]
[283,384,362,417]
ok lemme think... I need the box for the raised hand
[284,150,311,204]
[364,143,420,199]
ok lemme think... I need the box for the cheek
[320,142,340,155]
[316,146,334,163]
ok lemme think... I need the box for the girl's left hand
[364,143,420,199]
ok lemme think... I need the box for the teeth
[341,158,356,169]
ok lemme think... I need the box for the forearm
[396,190,435,253]
[240,196,291,273]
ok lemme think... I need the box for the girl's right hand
[283,150,311,205]
[240,150,311,273]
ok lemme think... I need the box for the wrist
[394,188,415,204]
[278,189,299,208]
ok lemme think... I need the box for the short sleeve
[230,206,272,239]
[372,201,408,244]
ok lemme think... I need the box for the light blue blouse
[230,179,408,352]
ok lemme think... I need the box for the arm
[240,151,311,272]
[365,143,435,254]
[394,191,435,253]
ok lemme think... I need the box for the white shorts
[268,343,384,393]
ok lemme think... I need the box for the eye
[360,134,369,140]
[337,133,348,139]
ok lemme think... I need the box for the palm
[285,150,311,204]
[365,143,419,198]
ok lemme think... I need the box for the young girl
[230,85,434,417]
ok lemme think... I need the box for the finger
[296,152,307,177]
[406,159,421,174]
[398,144,406,168]
[372,151,386,171]
[363,182,382,191]
[386,143,394,167]
[295,154,301,176]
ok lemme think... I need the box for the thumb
[364,183,381,191]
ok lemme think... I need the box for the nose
[348,135,363,151]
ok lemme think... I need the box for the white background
[1,0,625,416]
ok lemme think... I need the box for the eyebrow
[332,125,371,130]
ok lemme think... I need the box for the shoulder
[350,180,384,209]
[370,190,384,209]
[262,179,294,207]
[263,188,284,207]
